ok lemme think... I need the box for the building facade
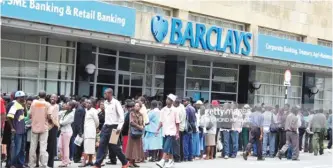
[1,0,332,111]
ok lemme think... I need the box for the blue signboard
[1,0,136,37]
[151,15,253,56]
[257,34,332,67]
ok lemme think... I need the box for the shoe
[277,151,282,160]
[292,159,300,161]
[121,162,131,168]
[257,158,265,161]
[133,163,140,167]
[188,159,193,162]
[156,160,165,168]
[106,161,117,165]
[224,156,229,159]
[242,152,248,161]
[165,160,175,168]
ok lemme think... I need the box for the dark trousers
[278,129,286,150]
[328,128,332,149]
[74,143,84,162]
[94,125,127,167]
[304,132,313,153]
[47,126,58,168]
[241,128,249,152]
[279,131,299,160]
[183,132,192,160]
[298,128,306,151]
[245,127,262,159]
[5,135,12,167]
[108,144,117,163]
[69,135,75,160]
[173,131,183,162]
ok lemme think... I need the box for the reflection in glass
[98,55,116,69]
[131,74,143,86]
[186,79,209,91]
[187,66,210,79]
[118,74,130,85]
[211,93,236,102]
[97,70,115,84]
[211,81,237,93]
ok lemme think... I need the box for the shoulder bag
[269,113,279,133]
[130,113,144,139]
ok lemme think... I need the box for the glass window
[146,75,152,87]
[145,88,152,97]
[213,62,238,69]
[1,59,20,76]
[97,70,115,84]
[1,41,22,59]
[155,63,165,75]
[21,79,37,96]
[120,51,145,60]
[119,58,145,73]
[318,39,332,48]
[211,81,237,93]
[131,74,143,86]
[98,55,116,69]
[97,85,115,99]
[188,14,245,31]
[211,93,236,102]
[146,62,153,74]
[39,63,73,80]
[186,79,210,91]
[176,74,185,89]
[99,48,117,55]
[41,46,75,64]
[259,27,302,42]
[212,68,237,82]
[118,74,130,85]
[187,66,210,79]
[186,91,209,102]
[187,59,210,66]
[1,78,18,94]
[155,76,164,88]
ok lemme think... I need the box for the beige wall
[142,0,332,43]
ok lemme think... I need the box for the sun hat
[167,94,177,102]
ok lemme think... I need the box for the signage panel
[257,34,332,67]
[1,0,136,37]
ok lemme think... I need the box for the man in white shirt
[262,105,277,157]
[93,88,130,168]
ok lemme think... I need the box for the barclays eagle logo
[151,15,168,42]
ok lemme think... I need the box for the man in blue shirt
[182,98,196,162]
[243,105,264,161]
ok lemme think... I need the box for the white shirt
[104,98,125,130]
[177,104,186,132]
[59,110,75,133]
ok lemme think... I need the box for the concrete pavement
[50,149,332,168]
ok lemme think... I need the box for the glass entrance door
[117,71,143,101]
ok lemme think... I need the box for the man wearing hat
[7,91,27,168]
[156,94,180,168]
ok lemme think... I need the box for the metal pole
[284,86,288,104]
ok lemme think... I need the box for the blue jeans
[183,132,193,160]
[10,133,25,167]
[191,132,200,157]
[222,131,231,157]
[287,145,292,159]
[230,131,239,157]
[252,140,257,156]
[262,132,276,156]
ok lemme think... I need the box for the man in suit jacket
[72,98,86,163]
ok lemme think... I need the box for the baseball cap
[244,104,250,109]
[15,91,25,98]
[211,100,219,106]
[167,94,177,102]
[195,100,203,105]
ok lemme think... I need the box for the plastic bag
[74,135,83,146]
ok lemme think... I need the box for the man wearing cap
[156,94,180,168]
[7,91,27,168]
[182,97,196,162]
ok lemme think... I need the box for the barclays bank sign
[151,15,253,56]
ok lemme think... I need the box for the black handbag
[269,113,279,133]
[130,126,143,139]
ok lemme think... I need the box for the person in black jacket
[72,98,87,163]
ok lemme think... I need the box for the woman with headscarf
[79,99,99,167]
[125,101,145,167]
[58,101,75,167]
[144,100,162,162]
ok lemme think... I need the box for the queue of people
[0,89,332,168]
